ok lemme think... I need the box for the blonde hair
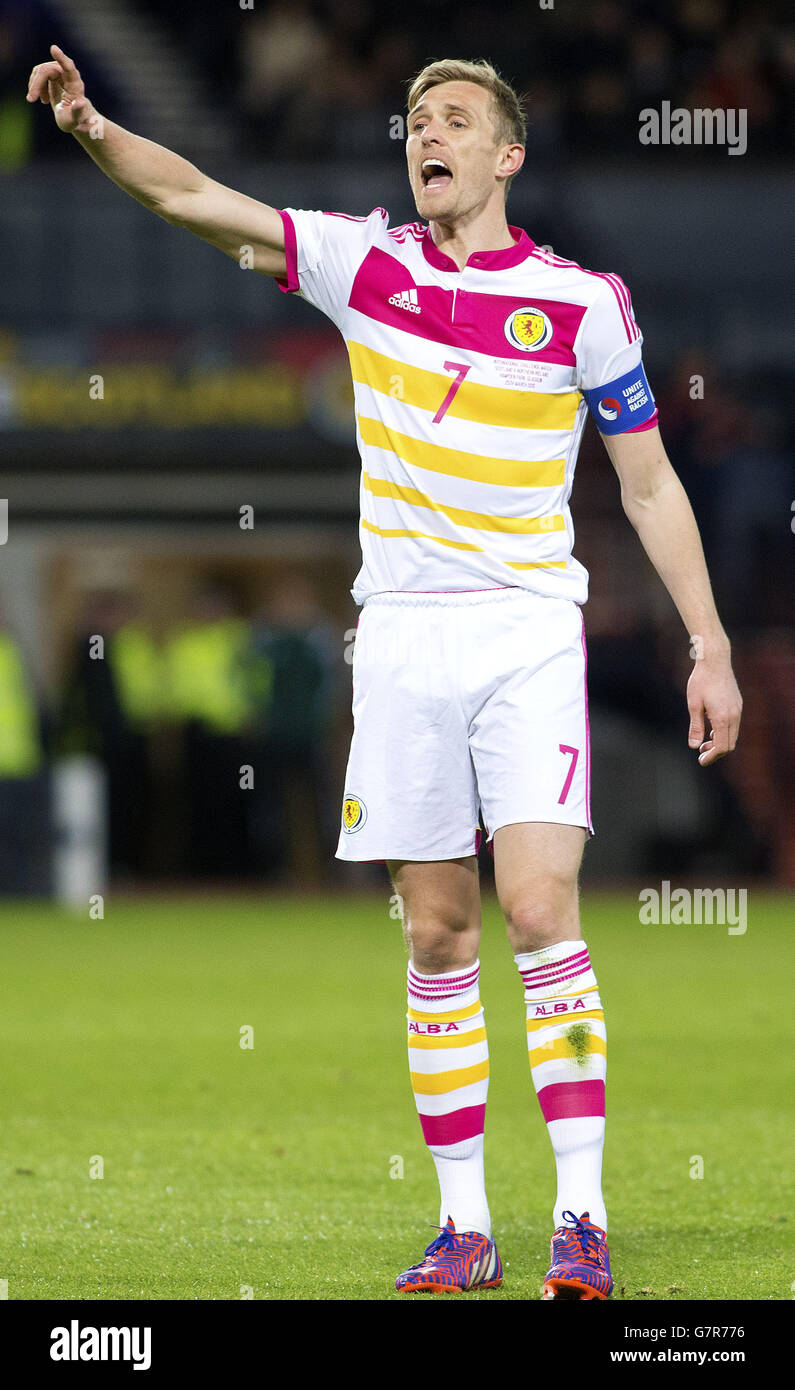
[406,58,526,193]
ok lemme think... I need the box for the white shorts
[335,587,593,863]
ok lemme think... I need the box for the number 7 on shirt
[432,361,471,424]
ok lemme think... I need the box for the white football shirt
[276,208,657,604]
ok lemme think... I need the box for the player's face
[406,81,519,224]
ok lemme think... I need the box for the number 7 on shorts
[558,744,579,805]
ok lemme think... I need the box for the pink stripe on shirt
[325,208,388,223]
[348,247,586,362]
[275,210,299,294]
[598,272,635,342]
[529,247,638,344]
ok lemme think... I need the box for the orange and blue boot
[396,1216,503,1293]
[542,1210,612,1300]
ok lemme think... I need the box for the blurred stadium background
[0,0,793,901]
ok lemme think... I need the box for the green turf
[0,890,792,1300]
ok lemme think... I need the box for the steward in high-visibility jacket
[164,615,256,877]
[0,630,43,778]
[107,622,165,732]
[0,628,46,894]
[164,617,253,735]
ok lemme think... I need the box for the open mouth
[421,158,453,190]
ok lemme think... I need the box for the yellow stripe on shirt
[361,519,482,552]
[507,559,567,570]
[361,518,567,567]
[348,340,581,432]
[358,415,566,488]
[363,472,564,536]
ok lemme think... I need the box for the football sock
[515,940,607,1232]
[406,959,491,1238]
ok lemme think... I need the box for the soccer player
[28,48,742,1299]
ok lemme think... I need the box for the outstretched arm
[27,44,287,276]
[602,423,742,767]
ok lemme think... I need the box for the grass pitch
[0,890,792,1301]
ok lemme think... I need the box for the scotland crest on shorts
[342,795,367,833]
[504,306,553,352]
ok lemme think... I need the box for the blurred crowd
[2,0,793,168]
[224,0,795,161]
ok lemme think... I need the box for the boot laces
[561,1210,602,1262]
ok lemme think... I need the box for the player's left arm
[602,423,742,767]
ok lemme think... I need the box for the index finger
[49,44,82,91]
[49,44,75,71]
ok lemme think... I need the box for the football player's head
[406,60,526,224]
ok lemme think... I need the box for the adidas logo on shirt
[388,287,421,314]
